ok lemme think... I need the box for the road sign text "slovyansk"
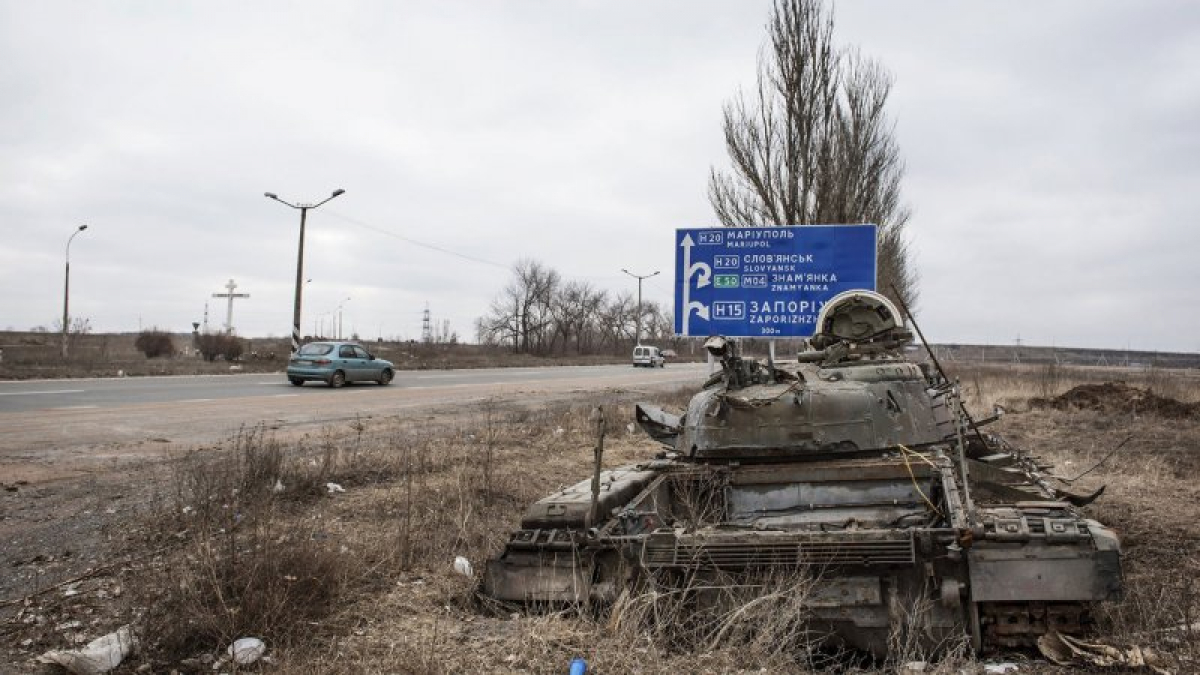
[674,225,877,338]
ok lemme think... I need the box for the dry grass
[122,396,668,670]
[946,361,1200,416]
[46,366,1199,673]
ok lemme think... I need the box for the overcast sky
[3,1,1197,351]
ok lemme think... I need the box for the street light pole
[264,189,345,353]
[62,224,88,359]
[337,297,351,340]
[621,268,659,347]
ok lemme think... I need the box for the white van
[632,345,665,368]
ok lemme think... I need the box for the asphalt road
[0,364,706,414]
[0,363,709,484]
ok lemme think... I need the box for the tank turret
[654,291,952,461]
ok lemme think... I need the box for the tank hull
[484,455,1121,656]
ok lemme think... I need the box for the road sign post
[674,225,877,338]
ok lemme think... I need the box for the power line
[323,209,509,269]
[320,209,676,305]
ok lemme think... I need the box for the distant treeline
[474,260,678,356]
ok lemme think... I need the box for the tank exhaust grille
[643,537,915,569]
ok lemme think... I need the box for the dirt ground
[2,365,1199,673]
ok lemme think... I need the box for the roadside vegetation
[0,330,671,381]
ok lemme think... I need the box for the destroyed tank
[484,290,1122,657]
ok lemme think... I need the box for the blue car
[287,341,395,388]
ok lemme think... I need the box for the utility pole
[61,224,88,358]
[621,268,659,347]
[422,303,433,343]
[264,188,345,352]
[212,278,250,334]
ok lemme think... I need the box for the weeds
[610,567,822,665]
[127,402,611,665]
[136,426,361,658]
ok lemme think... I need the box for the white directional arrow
[681,234,712,289]
[680,233,713,336]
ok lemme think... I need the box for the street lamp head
[264,192,278,200]
[78,224,88,231]
[651,270,661,277]
[332,189,345,197]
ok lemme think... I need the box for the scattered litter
[63,583,82,597]
[326,482,345,494]
[626,423,636,434]
[272,479,285,493]
[227,637,266,665]
[453,556,473,577]
[554,427,565,435]
[229,364,243,371]
[116,370,124,377]
[984,663,1019,674]
[56,620,84,631]
[1038,631,1170,673]
[37,624,136,675]
[898,662,927,675]
[569,656,588,675]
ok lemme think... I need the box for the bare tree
[709,0,917,308]
[478,259,561,355]
[642,302,673,342]
[480,261,677,356]
[550,281,610,355]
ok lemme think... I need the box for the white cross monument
[212,278,250,335]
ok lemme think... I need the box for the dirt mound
[1030,382,1200,418]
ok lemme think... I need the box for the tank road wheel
[378,368,394,386]
[289,377,304,386]
[328,370,346,388]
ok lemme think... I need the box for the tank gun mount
[702,335,783,389]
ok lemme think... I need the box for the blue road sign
[674,224,877,338]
